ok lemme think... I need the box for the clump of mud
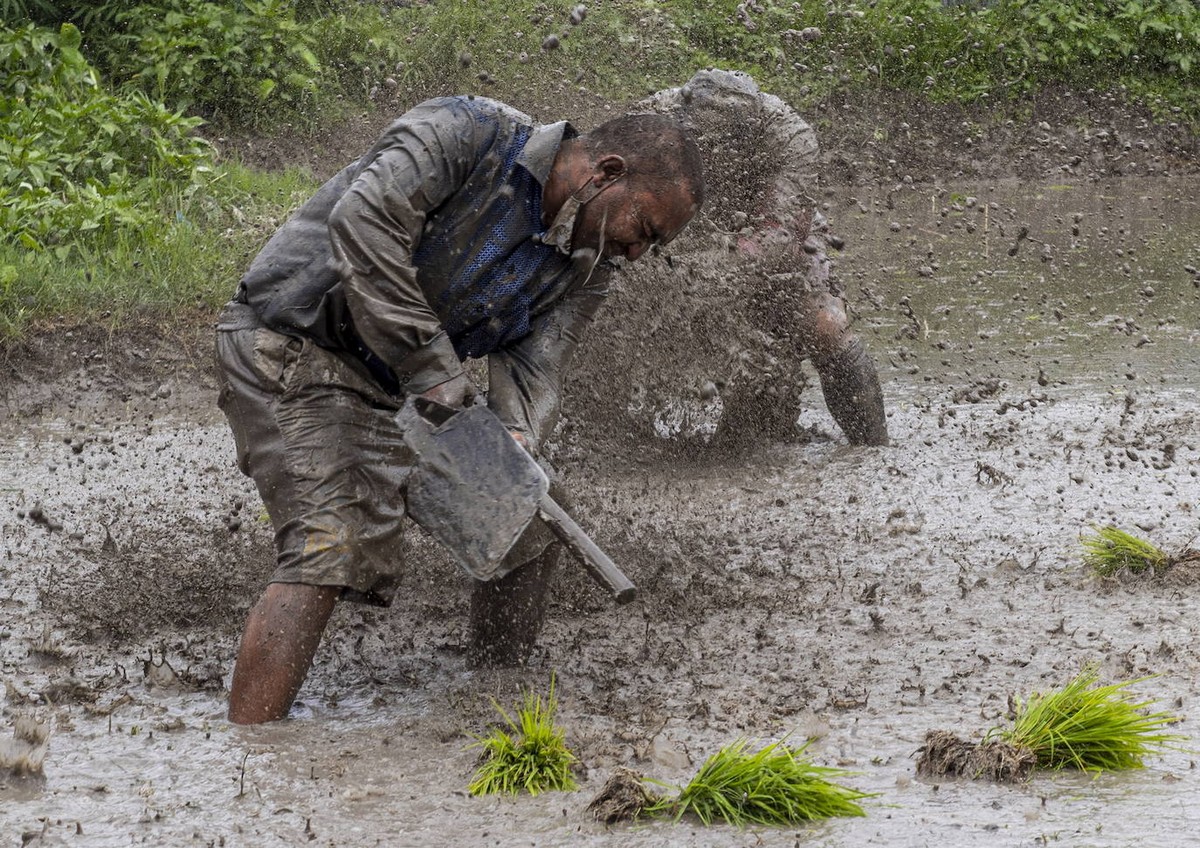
[1097,549,1200,588]
[0,717,51,782]
[915,730,1037,783]
[586,766,660,824]
[1161,550,1200,586]
[39,517,273,642]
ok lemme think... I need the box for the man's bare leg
[228,582,340,724]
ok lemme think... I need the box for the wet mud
[3,173,1200,846]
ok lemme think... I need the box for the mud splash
[2,177,1199,846]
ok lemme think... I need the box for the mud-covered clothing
[217,96,599,603]
[236,95,608,447]
[634,70,887,446]
[215,312,558,604]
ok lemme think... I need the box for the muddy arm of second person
[804,224,889,447]
[327,104,475,400]
[768,95,890,447]
[486,268,610,450]
[813,327,890,447]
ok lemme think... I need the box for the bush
[306,4,406,101]
[0,22,214,251]
[94,0,322,127]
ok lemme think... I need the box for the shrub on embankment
[2,0,1198,338]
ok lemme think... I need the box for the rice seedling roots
[916,730,1037,783]
[586,767,661,824]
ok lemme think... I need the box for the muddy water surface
[2,177,1199,847]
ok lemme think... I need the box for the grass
[644,737,873,827]
[467,678,579,797]
[1081,525,1169,576]
[0,160,316,340]
[988,664,1183,773]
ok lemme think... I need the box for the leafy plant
[0,22,214,250]
[95,0,322,127]
[17,0,126,32]
[1081,525,1169,576]
[644,738,872,826]
[306,4,406,100]
[989,664,1183,772]
[0,0,57,24]
[467,679,578,797]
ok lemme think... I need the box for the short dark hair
[583,113,705,208]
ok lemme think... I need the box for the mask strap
[541,173,625,257]
[569,172,622,264]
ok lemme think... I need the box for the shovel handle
[537,497,637,605]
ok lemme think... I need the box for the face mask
[540,174,623,255]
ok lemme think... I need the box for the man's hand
[420,373,474,408]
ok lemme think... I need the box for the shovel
[397,396,636,604]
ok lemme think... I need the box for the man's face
[572,180,697,262]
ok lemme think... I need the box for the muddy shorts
[214,301,553,606]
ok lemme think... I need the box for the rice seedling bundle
[643,738,872,826]
[918,665,1183,782]
[1080,526,1169,576]
[467,681,578,797]
[992,665,1182,773]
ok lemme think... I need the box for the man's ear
[592,154,626,185]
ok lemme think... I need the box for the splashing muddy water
[1,176,1198,846]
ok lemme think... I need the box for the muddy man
[214,96,704,723]
[641,69,889,446]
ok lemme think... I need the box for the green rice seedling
[644,738,872,827]
[1080,525,1168,576]
[467,679,578,797]
[989,664,1183,773]
[1080,525,1200,578]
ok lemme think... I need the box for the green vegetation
[2,0,1198,337]
[989,665,1183,772]
[1081,525,1170,575]
[0,18,318,337]
[467,680,579,797]
[0,161,315,338]
[644,737,872,826]
[1,23,214,250]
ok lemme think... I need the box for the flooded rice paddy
[2,176,1199,847]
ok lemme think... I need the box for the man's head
[548,113,704,262]
[677,68,762,118]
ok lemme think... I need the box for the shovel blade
[399,398,548,580]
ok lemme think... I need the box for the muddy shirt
[237,95,608,444]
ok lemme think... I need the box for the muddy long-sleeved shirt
[237,96,608,445]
